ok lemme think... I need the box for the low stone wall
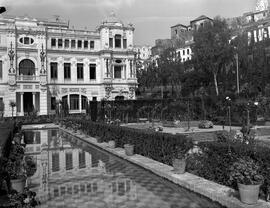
[59,126,270,208]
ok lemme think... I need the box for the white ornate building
[0,13,137,117]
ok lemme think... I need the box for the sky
[0,0,258,46]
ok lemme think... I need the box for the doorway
[24,92,33,113]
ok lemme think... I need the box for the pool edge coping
[28,125,269,208]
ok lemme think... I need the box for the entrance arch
[115,96,124,101]
[19,59,35,75]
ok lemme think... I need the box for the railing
[16,75,39,82]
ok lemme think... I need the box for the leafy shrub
[198,120,213,129]
[228,157,263,186]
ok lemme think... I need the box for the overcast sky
[0,0,257,46]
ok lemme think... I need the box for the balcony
[16,75,40,82]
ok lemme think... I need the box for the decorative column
[20,92,24,115]
[32,92,36,110]
[67,94,70,110]
[79,94,82,113]
[129,60,133,78]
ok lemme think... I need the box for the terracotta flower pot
[124,144,134,156]
[172,158,186,174]
[238,183,261,205]
[108,140,115,148]
[11,178,26,193]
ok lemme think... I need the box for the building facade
[0,13,137,117]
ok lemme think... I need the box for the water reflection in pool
[24,129,222,208]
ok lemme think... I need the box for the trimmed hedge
[0,121,15,158]
[62,118,193,165]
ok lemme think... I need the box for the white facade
[176,44,192,62]
[0,13,137,117]
[134,45,152,60]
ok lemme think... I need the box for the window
[71,40,76,48]
[175,29,178,34]
[123,39,127,49]
[51,38,56,47]
[82,96,87,110]
[58,39,63,47]
[65,152,73,170]
[50,62,58,79]
[19,37,34,45]
[178,52,180,57]
[0,60,2,79]
[187,49,190,55]
[79,151,86,169]
[109,38,113,48]
[89,64,96,80]
[64,39,69,48]
[92,97,97,101]
[78,40,82,48]
[84,40,88,49]
[114,66,122,79]
[183,50,185,56]
[77,63,84,79]
[51,97,56,110]
[24,37,30,44]
[90,41,95,49]
[52,153,60,172]
[70,95,79,110]
[115,35,121,48]
[64,63,71,79]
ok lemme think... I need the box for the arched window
[19,59,35,75]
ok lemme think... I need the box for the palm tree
[9,100,16,119]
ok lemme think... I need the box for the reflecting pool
[24,129,223,208]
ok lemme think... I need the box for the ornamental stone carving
[129,86,136,99]
[105,84,113,100]
[40,75,47,86]
[8,42,15,73]
[8,74,16,86]
[40,44,46,74]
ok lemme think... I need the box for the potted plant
[172,141,193,174]
[108,140,115,148]
[229,157,264,204]
[124,144,134,156]
[5,159,27,193]
[172,148,187,174]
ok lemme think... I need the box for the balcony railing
[16,75,39,82]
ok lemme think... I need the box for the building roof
[170,23,187,28]
[190,15,212,23]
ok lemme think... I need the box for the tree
[192,17,234,96]
[137,48,185,98]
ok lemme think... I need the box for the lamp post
[187,98,190,131]
[254,101,259,125]
[234,47,240,95]
[226,96,231,132]
[247,102,250,126]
